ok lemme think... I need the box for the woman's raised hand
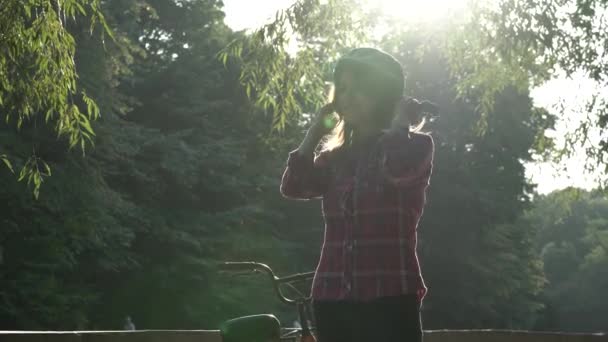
[297,103,336,156]
[308,102,337,140]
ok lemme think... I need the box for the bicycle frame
[218,261,317,342]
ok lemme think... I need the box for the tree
[218,0,374,131]
[0,0,137,329]
[0,0,350,329]
[525,188,608,332]
[0,0,112,197]
[52,0,309,329]
[449,0,608,179]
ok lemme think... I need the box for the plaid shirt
[281,131,434,303]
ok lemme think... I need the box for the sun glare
[373,0,471,23]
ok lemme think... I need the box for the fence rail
[0,330,606,342]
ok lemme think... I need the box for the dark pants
[312,295,423,342]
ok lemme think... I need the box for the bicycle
[218,261,317,342]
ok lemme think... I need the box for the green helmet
[333,47,405,102]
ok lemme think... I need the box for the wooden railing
[0,330,606,342]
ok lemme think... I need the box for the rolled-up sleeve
[383,133,434,187]
[280,150,330,199]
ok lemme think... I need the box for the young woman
[280,47,435,342]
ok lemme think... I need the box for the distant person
[280,47,436,342]
[124,315,136,330]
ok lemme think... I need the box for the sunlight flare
[371,0,471,23]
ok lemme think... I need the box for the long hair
[321,84,350,151]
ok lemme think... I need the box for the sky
[222,0,603,194]
[222,0,297,31]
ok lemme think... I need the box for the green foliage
[18,154,51,199]
[525,188,608,332]
[0,0,110,196]
[452,0,608,174]
[0,153,14,173]
[0,150,136,329]
[218,0,373,131]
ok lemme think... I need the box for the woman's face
[334,70,375,128]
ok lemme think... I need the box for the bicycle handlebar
[219,261,315,305]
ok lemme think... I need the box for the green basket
[220,314,281,342]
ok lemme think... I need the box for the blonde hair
[321,119,351,152]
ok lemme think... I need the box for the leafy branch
[0,0,111,197]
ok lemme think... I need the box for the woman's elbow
[280,182,298,198]
[280,167,324,200]
[280,182,320,200]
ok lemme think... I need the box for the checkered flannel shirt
[280,131,434,303]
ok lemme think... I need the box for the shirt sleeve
[382,133,434,187]
[280,149,331,199]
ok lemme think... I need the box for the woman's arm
[280,148,330,199]
[383,133,434,187]
[280,104,335,199]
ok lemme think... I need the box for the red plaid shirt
[281,130,434,303]
[281,131,434,301]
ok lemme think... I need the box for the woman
[280,47,435,342]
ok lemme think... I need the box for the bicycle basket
[220,314,281,342]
